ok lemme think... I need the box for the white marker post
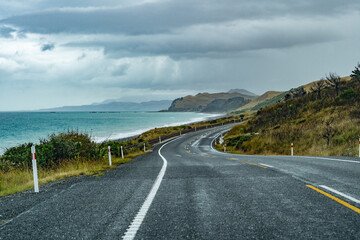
[159,136,162,143]
[179,131,182,136]
[291,143,294,156]
[121,146,124,159]
[195,127,197,132]
[224,144,226,152]
[108,146,112,166]
[31,146,39,193]
[144,143,146,152]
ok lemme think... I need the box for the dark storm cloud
[41,42,55,51]
[2,0,359,35]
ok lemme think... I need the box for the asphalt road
[1,125,359,239]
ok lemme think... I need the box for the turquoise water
[0,112,220,155]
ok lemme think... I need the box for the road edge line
[306,185,360,214]
[319,185,360,204]
[122,139,176,240]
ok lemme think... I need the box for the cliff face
[167,92,256,112]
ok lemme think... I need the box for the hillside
[235,91,284,111]
[223,72,360,156]
[41,100,172,112]
[168,92,256,112]
[228,89,258,96]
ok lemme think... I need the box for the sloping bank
[0,116,242,197]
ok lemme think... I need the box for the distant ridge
[235,91,285,111]
[228,89,258,97]
[40,100,172,112]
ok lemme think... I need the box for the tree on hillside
[311,79,327,99]
[322,118,335,146]
[326,72,342,96]
[351,62,360,83]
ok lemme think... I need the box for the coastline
[96,112,225,144]
[0,112,225,156]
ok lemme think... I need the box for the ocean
[0,111,220,155]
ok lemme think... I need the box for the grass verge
[0,156,136,197]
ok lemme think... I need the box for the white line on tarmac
[259,163,273,168]
[319,185,360,204]
[298,156,360,164]
[122,139,175,240]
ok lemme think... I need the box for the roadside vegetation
[0,116,240,197]
[220,63,360,157]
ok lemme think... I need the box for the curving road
[1,125,359,239]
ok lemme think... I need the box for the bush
[0,131,99,169]
[340,87,356,100]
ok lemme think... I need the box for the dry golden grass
[0,157,133,197]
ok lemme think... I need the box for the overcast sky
[0,0,359,110]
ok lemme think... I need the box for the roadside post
[108,146,112,166]
[159,136,162,143]
[359,138,360,158]
[144,143,146,152]
[180,131,182,136]
[195,127,197,131]
[31,146,39,193]
[224,144,226,152]
[291,143,294,156]
[121,146,124,159]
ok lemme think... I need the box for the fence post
[108,146,112,166]
[31,146,39,193]
[121,146,124,159]
[291,143,294,156]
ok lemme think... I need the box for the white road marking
[259,163,273,168]
[298,156,360,164]
[319,185,360,204]
[122,139,174,240]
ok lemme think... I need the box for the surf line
[122,138,175,240]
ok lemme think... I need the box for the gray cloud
[41,42,55,51]
[111,63,130,76]
[0,26,15,38]
[2,0,359,35]
[0,0,360,111]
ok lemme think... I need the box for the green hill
[223,72,360,156]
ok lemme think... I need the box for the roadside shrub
[0,131,99,169]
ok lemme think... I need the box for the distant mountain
[228,89,258,97]
[41,100,172,112]
[167,91,256,112]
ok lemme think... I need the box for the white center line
[259,163,273,168]
[319,185,360,204]
[122,139,174,240]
